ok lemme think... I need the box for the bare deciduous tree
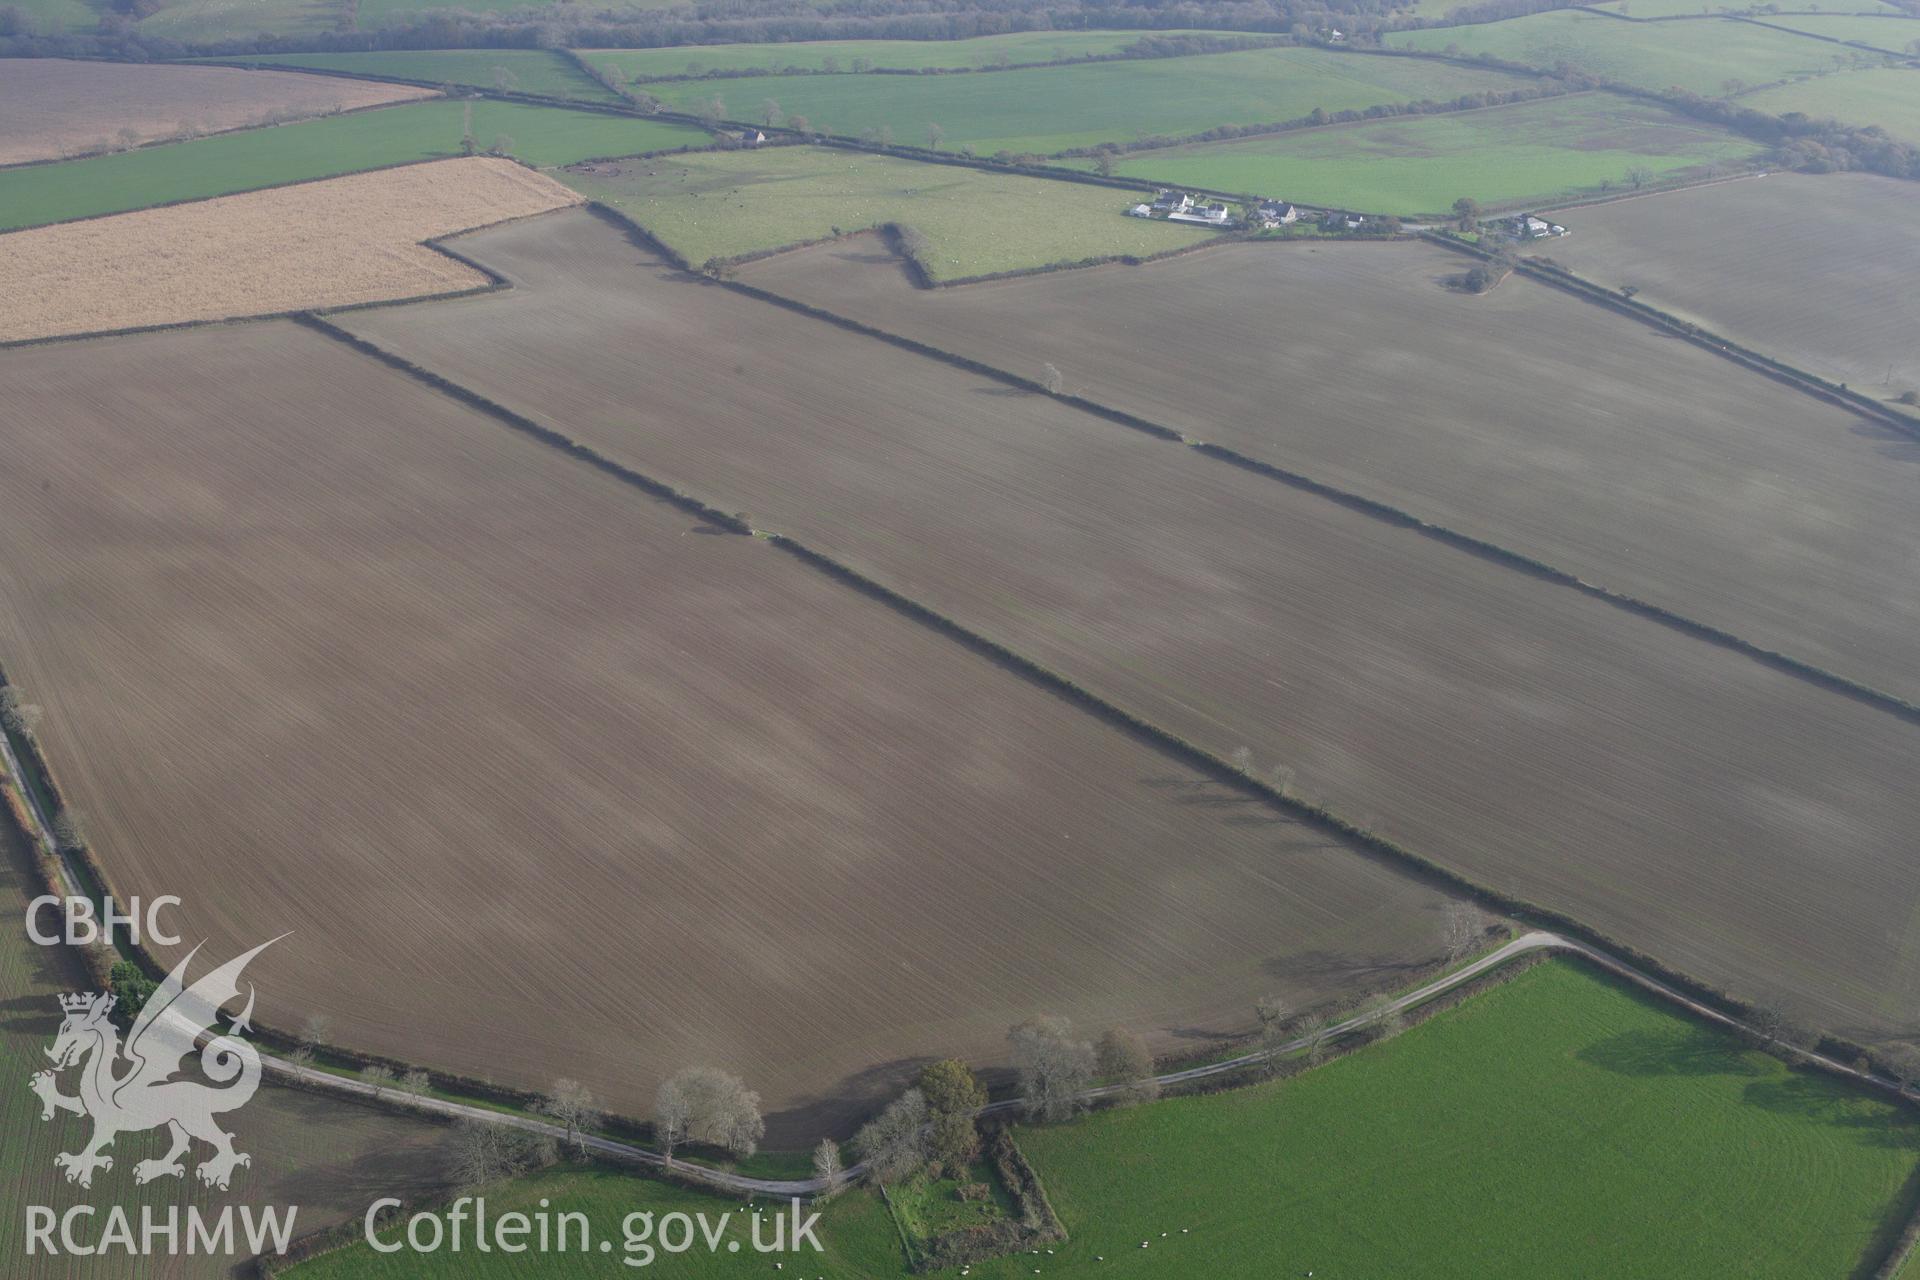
[0,688,41,734]
[300,1013,333,1050]
[540,1078,602,1152]
[926,122,944,149]
[1096,1027,1159,1104]
[449,1117,554,1190]
[1040,363,1064,395]
[52,809,85,852]
[762,99,783,127]
[852,1088,928,1185]
[1443,901,1488,961]
[654,1067,765,1160]
[1747,1000,1787,1049]
[398,1069,432,1098]
[812,1138,845,1197]
[1009,1016,1095,1122]
[1254,995,1293,1072]
[360,1064,394,1099]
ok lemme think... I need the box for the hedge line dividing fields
[0,98,704,231]
[740,233,1920,707]
[0,316,1459,1127]
[334,208,1920,1059]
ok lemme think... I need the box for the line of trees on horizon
[0,0,1407,61]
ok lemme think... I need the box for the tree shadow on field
[1137,775,1291,829]
[1259,949,1425,987]
[762,1055,947,1144]
[1851,418,1920,465]
[1575,1026,1767,1079]
[821,245,900,268]
[1741,1075,1920,1151]
[0,991,63,1038]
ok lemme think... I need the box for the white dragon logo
[28,938,281,1191]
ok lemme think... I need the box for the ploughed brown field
[0,58,433,166]
[738,232,1920,708]
[0,811,453,1279]
[342,209,1920,1046]
[0,158,581,343]
[1538,173,1920,395]
[0,320,1455,1129]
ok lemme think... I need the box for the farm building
[1127,203,1153,217]
[1514,214,1568,238]
[1168,202,1235,226]
[1256,199,1299,227]
[1152,188,1195,213]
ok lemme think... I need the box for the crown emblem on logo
[58,992,98,1013]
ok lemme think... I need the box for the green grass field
[1388,10,1881,94]
[7,0,99,32]
[286,1165,911,1278]
[1089,92,1763,213]
[996,959,1920,1279]
[1759,14,1920,54]
[0,100,703,232]
[633,47,1538,154]
[200,50,623,102]
[583,31,1243,81]
[358,0,685,25]
[1742,64,1920,144]
[284,957,1920,1277]
[135,0,343,42]
[561,145,1216,279]
[1397,0,1479,18]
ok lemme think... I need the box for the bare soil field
[1538,173,1920,394]
[739,233,1920,707]
[0,810,454,1280]
[0,320,1455,1129]
[342,209,1920,1048]
[0,58,433,166]
[0,157,581,343]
